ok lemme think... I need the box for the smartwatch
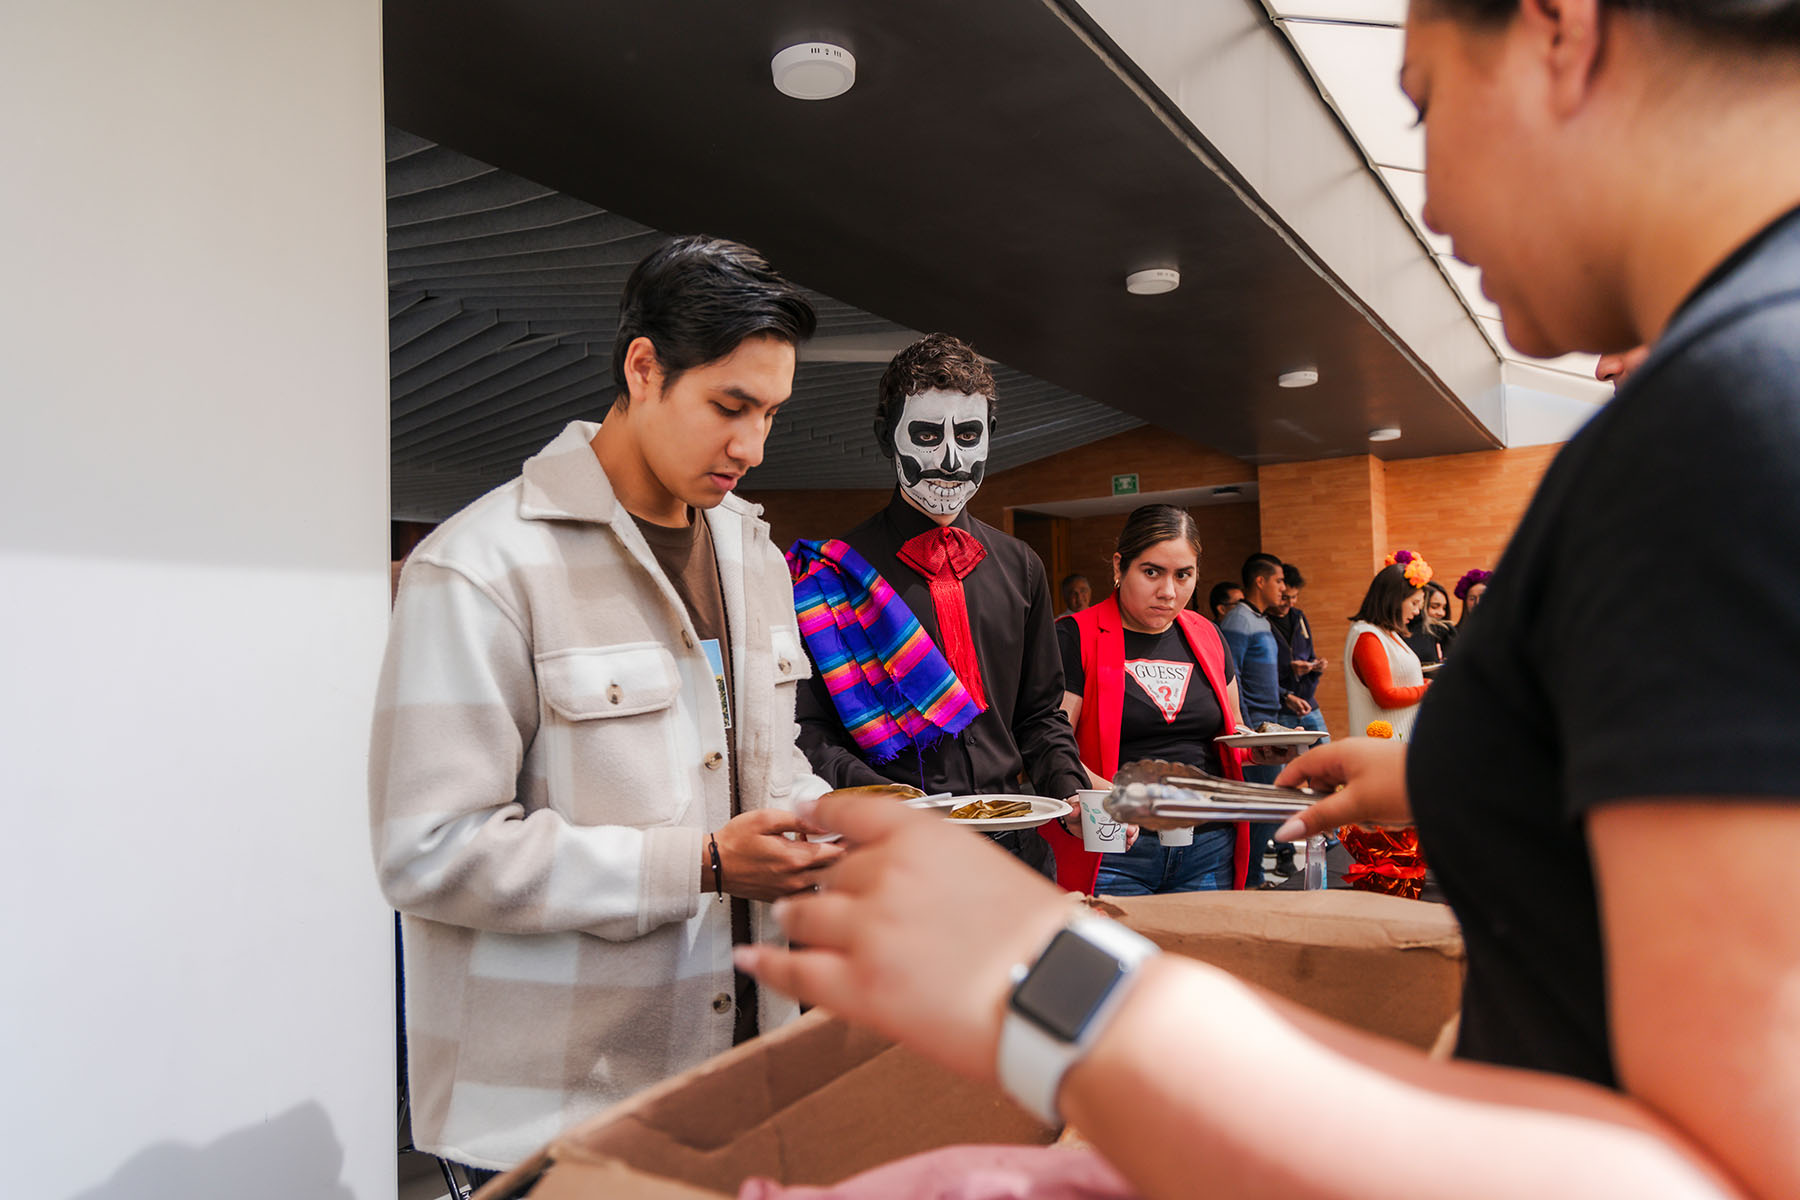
[996,914,1158,1126]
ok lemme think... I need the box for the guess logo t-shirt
[1056,618,1233,774]
[1124,659,1193,722]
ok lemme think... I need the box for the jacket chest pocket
[767,627,810,795]
[536,643,686,827]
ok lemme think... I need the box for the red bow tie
[898,526,989,709]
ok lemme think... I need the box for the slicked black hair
[1241,553,1282,592]
[611,235,816,407]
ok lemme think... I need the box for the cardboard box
[1093,888,1465,1051]
[477,1011,1055,1200]
[480,888,1465,1199]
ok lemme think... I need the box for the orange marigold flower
[1365,720,1395,738]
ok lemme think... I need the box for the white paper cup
[1077,789,1127,852]
[1158,825,1194,847]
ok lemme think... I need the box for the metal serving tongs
[1103,758,1320,830]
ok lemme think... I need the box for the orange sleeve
[1351,631,1429,709]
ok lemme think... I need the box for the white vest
[1344,620,1425,740]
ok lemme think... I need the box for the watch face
[1010,928,1129,1042]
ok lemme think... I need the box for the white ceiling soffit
[1069,0,1610,443]
[1270,2,1613,414]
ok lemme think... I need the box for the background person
[1405,578,1455,665]
[1060,572,1093,615]
[1207,580,1243,626]
[1046,505,1254,896]
[1453,567,1490,629]
[738,0,1800,1196]
[791,334,1087,879]
[1269,562,1328,734]
[1346,555,1433,741]
[1218,552,1287,881]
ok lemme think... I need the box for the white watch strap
[996,914,1157,1126]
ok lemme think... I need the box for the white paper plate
[924,794,1071,832]
[1215,729,1329,749]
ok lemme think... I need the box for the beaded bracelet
[709,834,725,901]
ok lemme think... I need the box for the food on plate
[949,798,1034,821]
[827,784,926,801]
[1254,721,1296,734]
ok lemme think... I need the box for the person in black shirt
[1268,562,1328,732]
[792,335,1087,877]
[1402,579,1454,666]
[735,4,1800,1196]
[1206,580,1243,626]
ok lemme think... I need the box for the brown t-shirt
[637,510,757,1042]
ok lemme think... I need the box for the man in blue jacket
[1220,553,1286,883]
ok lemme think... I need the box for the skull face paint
[893,387,990,517]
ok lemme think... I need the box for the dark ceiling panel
[383,134,1140,518]
[384,0,1500,478]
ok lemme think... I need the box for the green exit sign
[1111,473,1139,496]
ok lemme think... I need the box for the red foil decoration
[1337,824,1428,900]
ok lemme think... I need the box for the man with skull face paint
[793,334,1087,877]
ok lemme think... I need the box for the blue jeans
[1096,825,1237,895]
[1291,705,1329,738]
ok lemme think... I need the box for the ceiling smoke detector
[772,43,856,100]
[1277,368,1319,388]
[1125,268,1180,296]
[1368,426,1403,442]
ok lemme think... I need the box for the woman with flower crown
[1345,552,1434,741]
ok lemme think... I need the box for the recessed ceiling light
[771,43,856,100]
[1125,268,1180,296]
[1368,426,1403,442]
[1277,368,1319,388]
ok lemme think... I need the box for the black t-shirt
[1409,205,1800,1087]
[1402,618,1446,667]
[1057,621,1234,775]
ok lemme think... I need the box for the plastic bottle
[1303,832,1329,890]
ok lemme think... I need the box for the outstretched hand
[734,792,1075,1084]
[1271,738,1412,841]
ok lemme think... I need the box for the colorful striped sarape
[786,538,985,763]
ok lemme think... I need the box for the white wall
[0,3,395,1197]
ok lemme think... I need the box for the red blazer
[1042,596,1251,894]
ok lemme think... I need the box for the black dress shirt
[795,491,1089,816]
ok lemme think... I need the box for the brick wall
[745,487,888,555]
[742,433,1562,742]
[1384,443,1560,613]
[742,424,1258,580]
[1054,502,1260,611]
[1257,456,1388,734]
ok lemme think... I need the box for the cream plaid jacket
[370,421,828,1169]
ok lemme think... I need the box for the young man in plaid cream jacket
[370,237,841,1176]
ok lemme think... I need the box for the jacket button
[777,658,792,674]
[606,684,622,705]
[704,752,724,770]
[712,992,733,1014]
[682,630,697,650]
